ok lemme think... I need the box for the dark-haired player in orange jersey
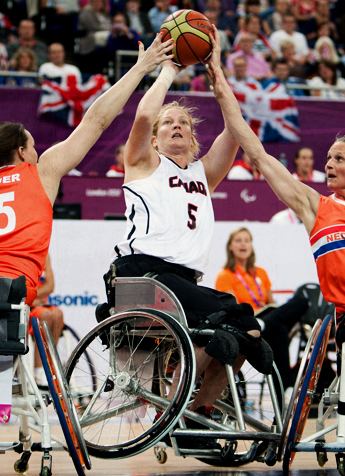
[0,35,174,305]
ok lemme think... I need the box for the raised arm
[37,34,174,203]
[124,60,179,181]
[200,27,239,192]
[207,32,320,231]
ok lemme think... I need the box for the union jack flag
[0,13,13,30]
[229,78,300,142]
[38,74,110,127]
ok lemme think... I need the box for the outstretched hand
[137,33,175,74]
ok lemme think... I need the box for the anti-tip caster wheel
[40,467,52,476]
[40,452,52,476]
[154,446,168,464]
[14,451,31,474]
[316,450,328,467]
[14,460,29,474]
[336,452,345,476]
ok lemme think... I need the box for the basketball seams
[173,17,210,66]
[160,9,212,66]
[177,33,210,64]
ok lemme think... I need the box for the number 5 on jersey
[187,203,198,230]
[0,192,16,235]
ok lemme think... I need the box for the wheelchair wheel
[64,309,195,459]
[58,324,97,407]
[31,317,91,475]
[278,318,322,460]
[282,314,333,472]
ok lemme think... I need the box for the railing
[285,82,345,98]
[2,60,345,99]
[114,50,139,82]
[0,70,39,87]
[113,50,345,97]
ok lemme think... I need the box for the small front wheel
[154,446,168,464]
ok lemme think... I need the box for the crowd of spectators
[0,0,345,95]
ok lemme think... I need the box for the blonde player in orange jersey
[0,34,174,306]
[208,29,345,356]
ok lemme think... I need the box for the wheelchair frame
[280,312,345,475]
[0,298,91,476]
[64,276,284,468]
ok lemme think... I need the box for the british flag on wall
[229,79,300,143]
[38,74,109,127]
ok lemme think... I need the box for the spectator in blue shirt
[148,0,178,33]
[263,58,308,96]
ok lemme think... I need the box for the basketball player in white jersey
[100,27,273,430]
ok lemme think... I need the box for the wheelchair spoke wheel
[32,317,91,475]
[282,314,333,472]
[64,309,195,459]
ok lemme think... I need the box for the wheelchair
[280,279,345,474]
[288,283,336,394]
[279,313,338,473]
[0,276,91,476]
[64,275,284,467]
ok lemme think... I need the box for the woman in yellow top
[215,226,309,391]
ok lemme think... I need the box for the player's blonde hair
[152,100,201,162]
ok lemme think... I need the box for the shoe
[155,408,221,450]
[220,324,273,375]
[175,422,221,450]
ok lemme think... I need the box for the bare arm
[201,27,239,192]
[37,34,174,203]
[124,61,178,180]
[208,32,320,232]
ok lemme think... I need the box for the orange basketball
[160,9,213,67]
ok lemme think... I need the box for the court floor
[1,422,341,476]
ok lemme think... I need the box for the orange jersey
[0,163,52,305]
[310,194,345,315]
[215,264,271,311]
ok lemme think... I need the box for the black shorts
[105,254,260,333]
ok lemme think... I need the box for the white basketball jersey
[115,154,214,274]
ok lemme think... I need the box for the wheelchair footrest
[172,428,281,441]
